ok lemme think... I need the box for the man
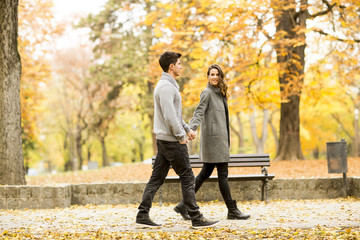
[135,51,219,229]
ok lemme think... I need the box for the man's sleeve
[158,85,186,141]
[182,119,190,133]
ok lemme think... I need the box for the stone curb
[0,177,359,209]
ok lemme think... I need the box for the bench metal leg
[261,180,265,201]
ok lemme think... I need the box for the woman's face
[208,68,220,87]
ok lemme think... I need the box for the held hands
[187,129,197,141]
[180,129,197,144]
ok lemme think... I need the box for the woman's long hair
[207,64,229,99]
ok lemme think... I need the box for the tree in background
[143,0,360,160]
[49,45,134,169]
[18,0,61,172]
[38,1,155,170]
[87,73,124,167]
[0,0,26,185]
[51,46,93,171]
[12,0,360,175]
[40,0,360,169]
[79,0,160,155]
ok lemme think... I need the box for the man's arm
[158,85,187,142]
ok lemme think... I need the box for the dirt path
[1,198,360,238]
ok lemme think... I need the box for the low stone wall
[0,185,71,209]
[158,177,351,203]
[0,178,358,209]
[71,183,146,205]
[350,177,360,198]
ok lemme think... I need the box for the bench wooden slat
[228,162,271,167]
[152,158,271,167]
[229,157,270,161]
[179,163,271,168]
[163,174,275,182]
[188,154,270,158]
[188,159,270,163]
[153,154,270,160]
[228,153,270,158]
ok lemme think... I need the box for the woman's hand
[187,129,196,141]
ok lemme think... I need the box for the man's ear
[169,63,174,70]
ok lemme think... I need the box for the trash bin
[326,139,348,196]
[326,139,348,174]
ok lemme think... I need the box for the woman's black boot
[226,200,250,220]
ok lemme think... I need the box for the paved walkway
[1,198,360,236]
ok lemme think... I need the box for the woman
[174,64,250,220]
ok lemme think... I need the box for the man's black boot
[226,200,250,220]
[191,216,220,229]
[136,213,162,228]
[174,201,191,220]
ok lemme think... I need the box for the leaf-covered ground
[8,158,360,239]
[1,227,360,239]
[1,198,360,239]
[26,157,360,185]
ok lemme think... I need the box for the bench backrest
[151,153,270,168]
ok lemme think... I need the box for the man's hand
[179,139,189,144]
[187,129,197,141]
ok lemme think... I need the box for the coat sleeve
[189,90,210,131]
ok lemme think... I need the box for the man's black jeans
[137,140,202,220]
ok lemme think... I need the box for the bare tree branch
[294,0,337,19]
[331,113,353,140]
[313,28,360,43]
[308,0,337,19]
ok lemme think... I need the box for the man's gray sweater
[153,72,190,142]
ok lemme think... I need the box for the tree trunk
[100,136,109,167]
[0,0,26,185]
[230,113,244,153]
[87,144,92,163]
[273,0,306,161]
[275,95,304,160]
[353,102,360,157]
[75,131,83,170]
[354,116,359,157]
[249,108,269,154]
[268,110,279,152]
[249,110,260,152]
[139,136,145,162]
[69,130,77,171]
[63,131,73,171]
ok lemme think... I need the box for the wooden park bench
[151,153,275,204]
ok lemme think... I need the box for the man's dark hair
[159,51,182,72]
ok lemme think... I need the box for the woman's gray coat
[189,83,230,163]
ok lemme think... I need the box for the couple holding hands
[136,51,250,229]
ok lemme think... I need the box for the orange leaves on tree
[18,0,63,168]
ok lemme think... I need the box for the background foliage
[19,0,360,173]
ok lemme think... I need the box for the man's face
[170,59,182,77]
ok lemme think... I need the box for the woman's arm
[189,90,210,130]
